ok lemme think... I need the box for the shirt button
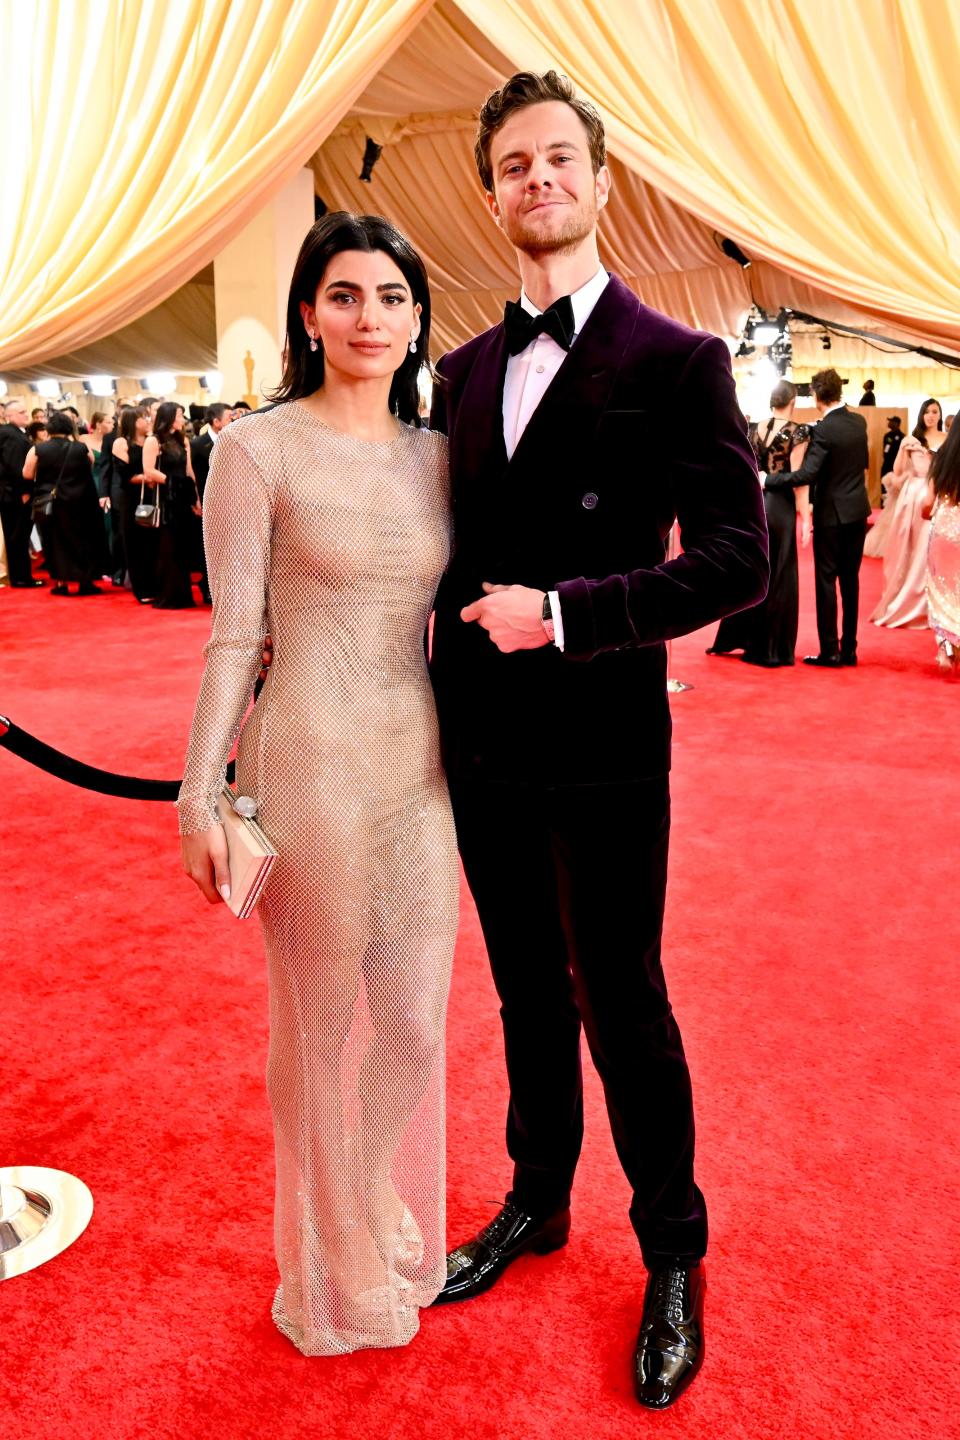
[535,364,545,374]
[582,492,599,509]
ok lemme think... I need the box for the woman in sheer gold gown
[178,215,458,1356]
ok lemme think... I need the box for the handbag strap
[46,438,74,497]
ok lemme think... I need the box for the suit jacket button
[582,492,598,509]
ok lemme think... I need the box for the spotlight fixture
[200,370,223,394]
[719,237,752,269]
[145,371,177,394]
[36,378,62,399]
[752,321,780,345]
[0,378,7,396]
[735,341,756,358]
[359,136,382,183]
[820,333,832,350]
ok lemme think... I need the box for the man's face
[485,101,610,258]
[6,401,27,427]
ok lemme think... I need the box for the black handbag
[31,440,72,521]
[134,478,161,528]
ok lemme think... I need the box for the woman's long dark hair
[154,402,185,454]
[912,397,942,447]
[267,212,431,425]
[929,412,960,505]
[118,405,148,445]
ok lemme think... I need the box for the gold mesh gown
[177,402,458,1355]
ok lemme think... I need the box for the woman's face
[172,408,185,432]
[300,248,421,385]
[923,402,941,428]
[135,414,149,439]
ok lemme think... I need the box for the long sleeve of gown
[177,424,273,835]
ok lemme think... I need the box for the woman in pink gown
[871,398,944,629]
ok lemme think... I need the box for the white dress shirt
[502,266,609,650]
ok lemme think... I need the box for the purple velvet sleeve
[555,335,769,659]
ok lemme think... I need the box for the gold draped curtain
[2,0,959,371]
[454,0,960,350]
[0,0,433,371]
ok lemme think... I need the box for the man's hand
[460,582,549,653]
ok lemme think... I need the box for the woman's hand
[180,825,232,904]
[800,516,812,548]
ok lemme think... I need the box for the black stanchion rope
[0,715,235,801]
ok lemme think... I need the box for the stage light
[735,342,756,358]
[88,375,116,395]
[359,137,382,183]
[719,237,752,268]
[753,322,781,345]
[200,370,223,395]
[146,371,177,394]
[37,378,61,399]
[0,379,7,397]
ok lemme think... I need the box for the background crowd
[2,380,959,673]
[0,398,251,608]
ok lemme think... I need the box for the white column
[214,168,315,408]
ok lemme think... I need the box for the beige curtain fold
[453,0,960,347]
[0,0,435,371]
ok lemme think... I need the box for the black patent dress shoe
[634,1261,705,1410]
[839,652,858,666]
[432,1201,571,1305]
[802,653,842,667]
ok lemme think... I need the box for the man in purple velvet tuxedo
[428,72,767,1409]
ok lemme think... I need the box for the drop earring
[408,333,418,355]
[308,333,318,353]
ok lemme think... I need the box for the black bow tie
[503,295,576,356]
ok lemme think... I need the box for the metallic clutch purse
[216,787,277,919]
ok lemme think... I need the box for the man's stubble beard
[504,195,599,259]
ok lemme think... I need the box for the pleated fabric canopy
[2,0,959,378]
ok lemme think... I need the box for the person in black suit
[880,414,904,480]
[766,367,870,666]
[0,398,43,587]
[428,72,767,1410]
[189,403,232,602]
[859,378,877,405]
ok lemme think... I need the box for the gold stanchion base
[667,679,694,693]
[0,1166,93,1280]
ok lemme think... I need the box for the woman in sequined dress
[177,215,458,1356]
[924,414,960,673]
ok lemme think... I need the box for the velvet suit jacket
[766,405,870,526]
[429,275,768,785]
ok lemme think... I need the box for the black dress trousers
[450,773,708,1267]
[813,518,868,656]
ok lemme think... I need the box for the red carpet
[2,551,958,1440]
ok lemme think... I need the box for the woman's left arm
[176,426,273,834]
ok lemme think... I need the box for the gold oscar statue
[242,350,257,410]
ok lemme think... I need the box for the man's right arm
[765,428,828,489]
